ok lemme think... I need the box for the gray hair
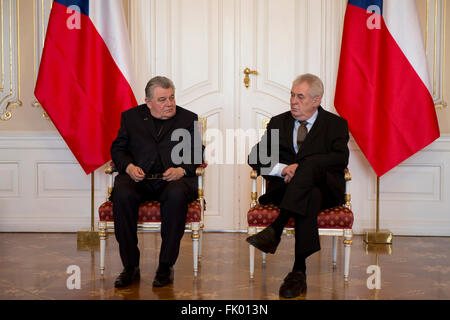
[145,76,175,100]
[293,73,324,98]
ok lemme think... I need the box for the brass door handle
[243,68,258,89]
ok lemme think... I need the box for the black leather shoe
[114,267,140,288]
[279,270,307,298]
[246,226,280,254]
[152,266,174,287]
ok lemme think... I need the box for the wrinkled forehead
[152,86,175,99]
[291,81,311,96]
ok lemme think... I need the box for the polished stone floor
[0,232,449,300]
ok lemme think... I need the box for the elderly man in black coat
[247,74,350,298]
[110,76,202,288]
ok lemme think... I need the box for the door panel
[153,0,237,230]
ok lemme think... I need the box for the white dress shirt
[269,110,319,177]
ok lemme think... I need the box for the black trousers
[279,187,322,259]
[111,174,197,269]
[262,161,340,259]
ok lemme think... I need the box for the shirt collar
[296,109,319,126]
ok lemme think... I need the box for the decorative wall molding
[368,164,442,201]
[348,134,450,236]
[320,0,347,111]
[426,0,448,109]
[0,162,19,197]
[128,0,154,103]
[0,132,109,232]
[0,0,22,121]
[36,161,104,198]
[31,0,52,119]
[167,0,223,106]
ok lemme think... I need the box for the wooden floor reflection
[0,232,449,300]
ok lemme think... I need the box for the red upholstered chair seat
[99,200,203,223]
[247,204,353,229]
[247,167,354,281]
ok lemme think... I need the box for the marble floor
[0,232,449,300]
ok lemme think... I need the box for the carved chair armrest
[344,168,352,209]
[105,162,117,200]
[105,162,117,175]
[250,169,258,208]
[196,163,207,226]
[196,166,205,177]
[196,165,205,201]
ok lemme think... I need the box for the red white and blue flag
[35,0,137,174]
[335,0,440,177]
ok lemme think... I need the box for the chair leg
[198,228,203,262]
[332,236,338,268]
[98,222,107,275]
[343,229,353,281]
[199,197,205,262]
[191,222,200,277]
[262,252,266,264]
[248,227,256,279]
[250,245,255,279]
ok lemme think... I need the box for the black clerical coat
[111,104,202,190]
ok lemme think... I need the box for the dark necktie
[297,120,308,151]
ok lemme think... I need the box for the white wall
[1,132,449,235]
[0,132,109,232]
[348,135,450,236]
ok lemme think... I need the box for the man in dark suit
[246,74,349,298]
[110,76,203,288]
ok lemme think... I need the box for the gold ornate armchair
[98,119,207,277]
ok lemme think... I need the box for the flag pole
[91,172,95,232]
[77,171,100,249]
[364,176,393,244]
[376,177,380,232]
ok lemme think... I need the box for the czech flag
[34,0,137,174]
[335,0,440,177]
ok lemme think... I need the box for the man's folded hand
[162,167,185,181]
[126,163,146,182]
[282,163,299,183]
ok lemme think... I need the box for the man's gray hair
[293,73,324,98]
[145,76,175,100]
